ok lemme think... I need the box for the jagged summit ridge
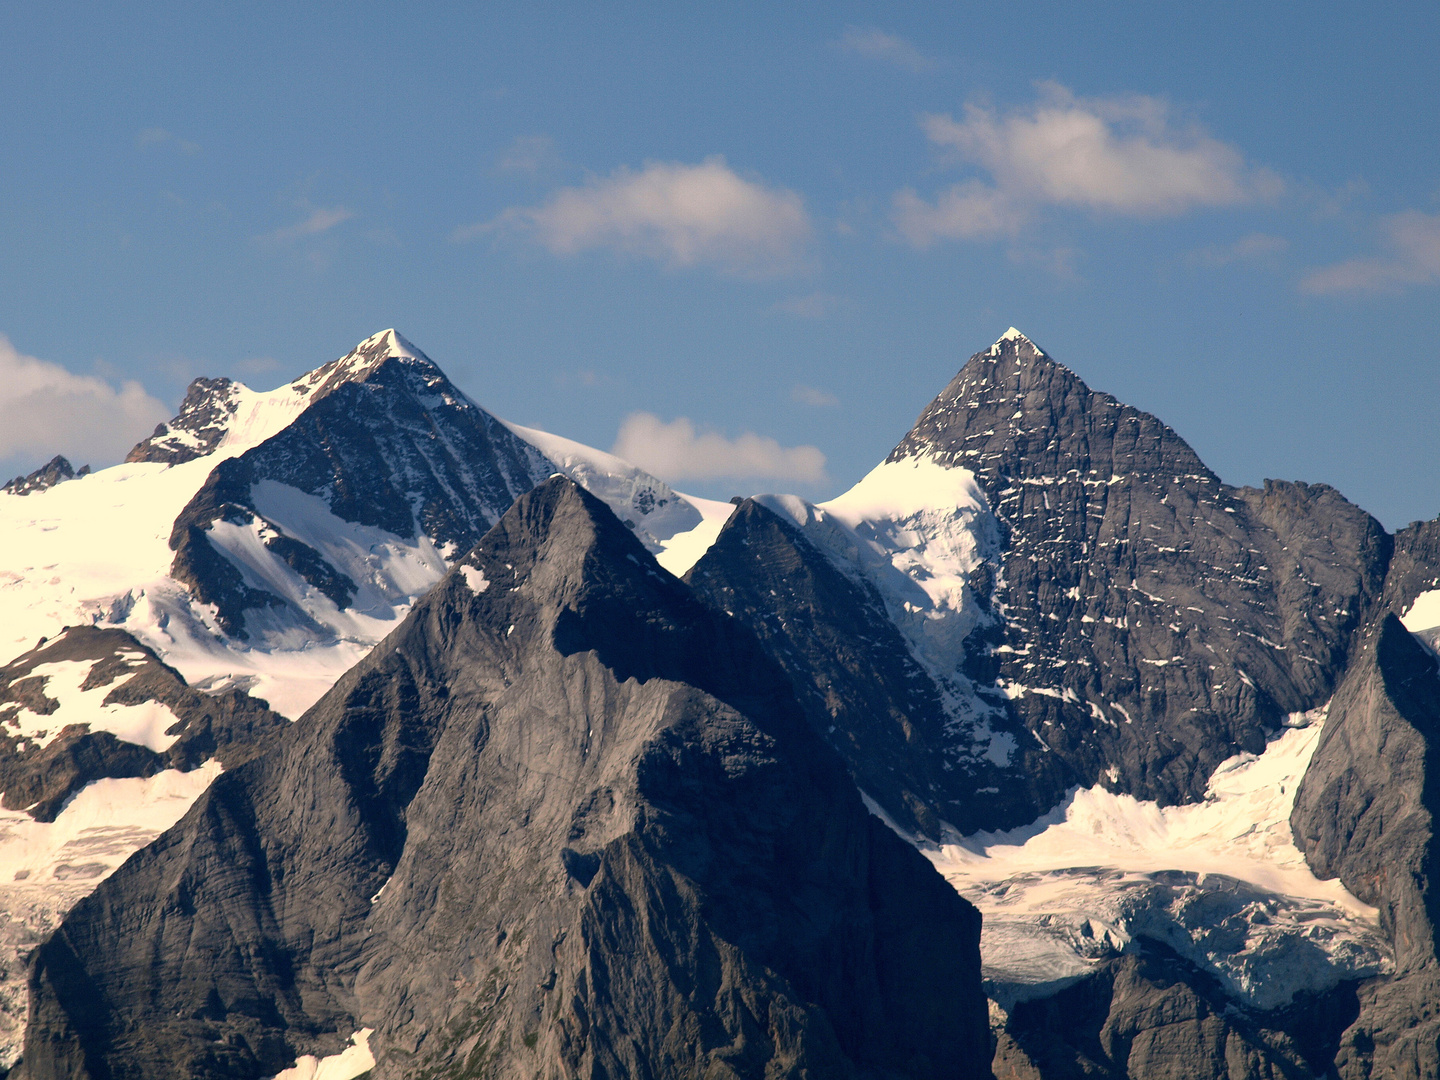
[291,327,442,401]
[126,329,445,467]
[2,455,89,496]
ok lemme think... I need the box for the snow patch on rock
[459,564,490,594]
[504,419,734,575]
[266,1029,375,1080]
[1,659,183,753]
[0,762,221,887]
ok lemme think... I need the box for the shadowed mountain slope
[17,478,990,1080]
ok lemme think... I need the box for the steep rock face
[127,377,242,465]
[1291,615,1440,1079]
[991,942,1360,1080]
[890,331,1388,824]
[1381,518,1440,630]
[166,332,553,636]
[687,498,1046,837]
[0,627,285,821]
[18,478,991,1080]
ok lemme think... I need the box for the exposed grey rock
[1290,614,1440,1078]
[1381,518,1440,630]
[2,458,88,497]
[991,941,1360,1080]
[874,333,1385,830]
[126,377,240,465]
[16,478,991,1080]
[686,498,1043,838]
[678,331,1401,1080]
[0,627,286,821]
[0,885,94,1075]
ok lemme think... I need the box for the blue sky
[2,2,1437,527]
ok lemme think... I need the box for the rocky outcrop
[0,627,285,820]
[1290,614,1440,1078]
[992,941,1360,1080]
[2,458,88,497]
[17,478,991,1080]
[126,377,240,465]
[1380,518,1440,625]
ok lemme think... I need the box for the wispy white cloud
[1188,232,1290,267]
[466,157,812,276]
[893,180,1026,246]
[834,27,935,72]
[791,384,840,408]
[612,412,828,485]
[895,83,1280,247]
[1300,210,1440,295]
[259,206,355,246]
[137,127,200,155]
[773,291,841,318]
[494,134,563,176]
[0,336,170,469]
[232,355,282,377]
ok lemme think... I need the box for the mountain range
[0,327,1438,1079]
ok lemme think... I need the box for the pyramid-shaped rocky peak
[22,475,990,1079]
[890,327,1213,484]
[290,327,445,401]
[164,332,551,637]
[870,329,1389,819]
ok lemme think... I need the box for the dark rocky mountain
[10,324,1440,1080]
[2,457,88,497]
[678,330,1436,1079]
[0,626,285,821]
[893,331,1389,826]
[165,331,554,637]
[703,331,1390,840]
[16,478,991,1080]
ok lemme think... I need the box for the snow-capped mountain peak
[124,330,448,470]
[986,326,1045,358]
[290,326,436,400]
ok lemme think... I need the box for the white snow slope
[757,452,1013,766]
